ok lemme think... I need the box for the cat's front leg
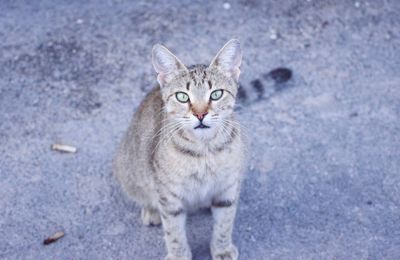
[158,194,192,260]
[210,185,240,260]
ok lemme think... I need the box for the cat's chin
[188,127,217,141]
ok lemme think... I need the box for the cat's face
[152,40,242,140]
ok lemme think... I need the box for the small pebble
[270,29,278,40]
[223,2,231,10]
[354,1,360,8]
[76,18,84,24]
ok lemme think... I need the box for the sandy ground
[1,0,400,259]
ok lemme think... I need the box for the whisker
[223,118,250,135]
[164,124,186,146]
[222,119,251,144]
[151,122,183,155]
[219,123,232,144]
[151,120,181,140]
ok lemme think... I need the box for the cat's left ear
[209,39,242,81]
[152,44,188,87]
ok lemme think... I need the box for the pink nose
[193,111,208,121]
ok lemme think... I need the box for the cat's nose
[193,111,208,121]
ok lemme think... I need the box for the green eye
[210,89,223,101]
[176,92,189,103]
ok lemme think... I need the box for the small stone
[270,29,278,40]
[249,164,255,171]
[354,1,360,8]
[223,2,231,10]
[76,18,84,24]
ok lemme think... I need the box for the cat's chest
[179,155,235,208]
[159,136,244,207]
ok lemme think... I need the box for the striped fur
[113,39,246,260]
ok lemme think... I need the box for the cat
[113,39,246,260]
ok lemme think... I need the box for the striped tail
[237,67,293,107]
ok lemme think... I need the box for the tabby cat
[113,39,246,260]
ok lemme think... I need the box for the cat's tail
[236,67,293,107]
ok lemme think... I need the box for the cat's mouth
[194,123,210,130]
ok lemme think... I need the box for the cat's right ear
[209,39,242,81]
[152,44,188,87]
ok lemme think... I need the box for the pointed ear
[209,39,242,81]
[152,44,188,87]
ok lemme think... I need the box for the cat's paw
[211,244,238,260]
[141,207,161,226]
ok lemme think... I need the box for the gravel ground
[1,0,400,259]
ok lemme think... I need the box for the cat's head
[152,39,242,140]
